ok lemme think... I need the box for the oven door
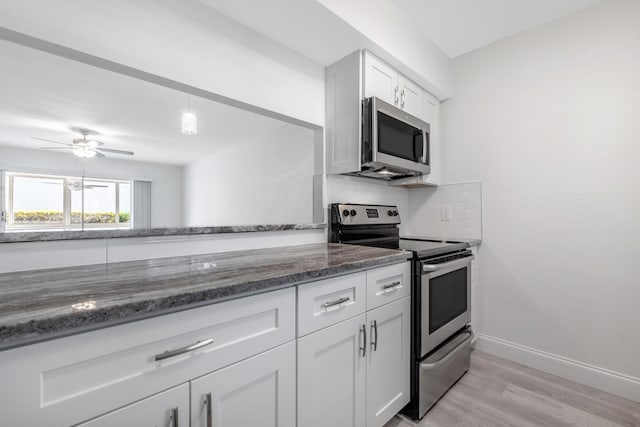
[420,256,472,358]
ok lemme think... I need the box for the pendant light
[181,95,198,135]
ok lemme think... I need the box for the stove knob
[388,210,394,216]
[350,209,357,217]
[342,209,350,217]
[394,211,399,216]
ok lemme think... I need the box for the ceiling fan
[33,129,134,159]
[41,179,108,191]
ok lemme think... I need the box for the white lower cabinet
[366,297,411,427]
[76,384,189,427]
[191,341,296,427]
[2,264,412,426]
[298,294,411,427]
[298,314,367,427]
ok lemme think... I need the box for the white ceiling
[197,0,366,66]
[200,0,604,60]
[0,39,298,166]
[388,0,604,57]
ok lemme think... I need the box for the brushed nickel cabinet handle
[154,338,214,361]
[371,320,378,352]
[382,281,401,292]
[322,296,350,309]
[359,324,367,358]
[394,86,399,106]
[204,393,213,427]
[170,407,179,427]
[400,89,406,108]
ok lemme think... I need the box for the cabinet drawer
[298,272,366,336]
[0,287,295,427]
[366,262,411,310]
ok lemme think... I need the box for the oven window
[377,112,423,162]
[429,268,468,334]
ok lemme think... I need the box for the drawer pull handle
[154,338,214,361]
[382,281,401,292]
[322,296,350,309]
[204,393,213,427]
[170,407,179,427]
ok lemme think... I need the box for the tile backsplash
[407,182,482,240]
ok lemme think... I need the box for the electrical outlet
[441,206,452,221]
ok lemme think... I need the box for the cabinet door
[421,89,438,126]
[190,341,295,427]
[366,297,411,427]
[77,384,189,427]
[363,51,398,106]
[397,74,422,118]
[298,314,366,427]
[422,90,441,184]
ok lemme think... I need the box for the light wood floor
[385,350,640,427]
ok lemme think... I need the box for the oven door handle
[420,330,473,369]
[422,256,474,273]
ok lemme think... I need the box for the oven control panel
[332,204,401,225]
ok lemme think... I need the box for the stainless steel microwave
[360,96,430,180]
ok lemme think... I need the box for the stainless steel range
[329,203,474,420]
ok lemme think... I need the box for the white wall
[183,123,316,226]
[442,0,640,399]
[0,145,183,227]
[0,0,325,126]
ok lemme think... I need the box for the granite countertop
[0,223,327,243]
[0,243,410,350]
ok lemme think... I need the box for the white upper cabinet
[422,90,441,185]
[397,74,422,119]
[363,52,398,106]
[363,51,430,122]
[421,89,438,127]
[329,50,442,184]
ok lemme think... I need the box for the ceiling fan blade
[97,148,134,156]
[84,185,109,188]
[94,151,106,158]
[31,137,72,146]
[40,147,72,150]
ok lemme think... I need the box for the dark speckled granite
[0,223,326,243]
[0,243,410,350]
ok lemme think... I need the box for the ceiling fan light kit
[72,146,97,158]
[33,129,134,159]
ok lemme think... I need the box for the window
[3,172,132,231]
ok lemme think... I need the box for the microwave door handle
[371,98,379,161]
[422,130,430,165]
[413,130,422,161]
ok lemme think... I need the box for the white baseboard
[475,333,640,403]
